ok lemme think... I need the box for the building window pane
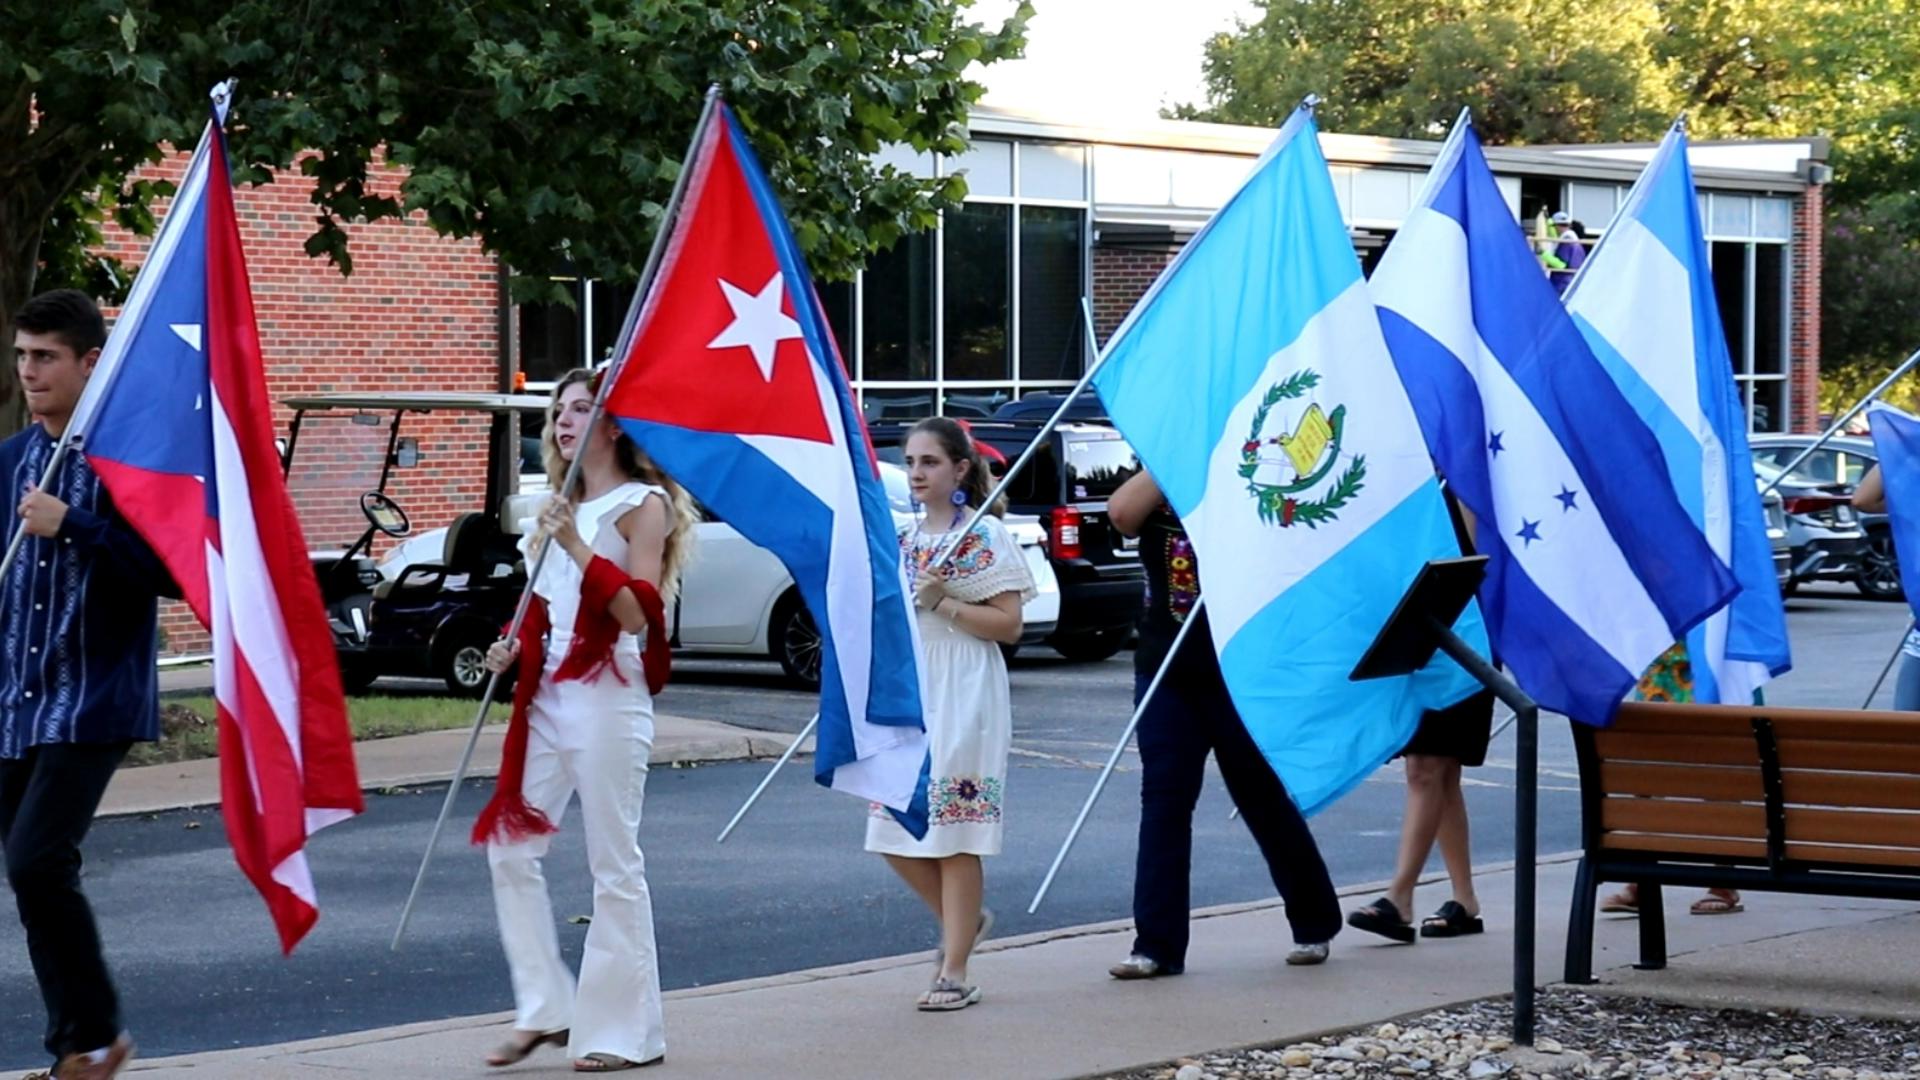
[816,279,855,374]
[943,386,1012,419]
[1753,244,1786,377]
[1018,143,1087,201]
[863,232,935,382]
[861,388,937,423]
[1019,206,1086,383]
[519,279,583,385]
[1711,193,1754,238]
[947,140,1012,198]
[943,202,1013,382]
[1755,197,1793,240]
[1745,378,1785,433]
[1711,242,1750,375]
[1567,182,1618,232]
[590,281,637,369]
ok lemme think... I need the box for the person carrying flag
[477,368,695,1072]
[4,289,178,1080]
[868,417,1034,1013]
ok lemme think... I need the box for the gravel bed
[1098,988,1920,1080]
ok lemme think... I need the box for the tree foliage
[1,0,1030,428]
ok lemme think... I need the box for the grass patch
[125,695,486,768]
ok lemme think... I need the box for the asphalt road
[0,585,1906,1064]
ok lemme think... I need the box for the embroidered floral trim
[930,774,1003,825]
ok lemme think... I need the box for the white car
[379,461,1061,688]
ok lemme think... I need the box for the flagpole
[1028,597,1205,914]
[716,292,1132,840]
[1760,344,1920,499]
[1861,621,1914,709]
[391,84,726,950]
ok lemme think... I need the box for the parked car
[1752,458,1868,593]
[1763,488,1792,588]
[1749,435,1899,599]
[397,461,1062,690]
[868,418,1146,662]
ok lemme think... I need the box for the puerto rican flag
[605,100,929,834]
[69,86,363,952]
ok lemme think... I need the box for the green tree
[2,0,1030,431]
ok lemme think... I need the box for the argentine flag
[1092,105,1485,816]
[1564,122,1791,704]
[1373,114,1738,727]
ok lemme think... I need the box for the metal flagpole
[1861,623,1914,709]
[1029,598,1205,914]
[715,712,817,842]
[713,298,1118,841]
[1760,344,1920,499]
[391,85,725,950]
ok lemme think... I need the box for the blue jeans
[1128,652,1342,969]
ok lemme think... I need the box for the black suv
[870,418,1145,662]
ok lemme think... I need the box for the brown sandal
[574,1052,664,1072]
[486,1028,568,1067]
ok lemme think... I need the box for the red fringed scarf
[472,555,670,845]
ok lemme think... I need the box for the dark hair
[908,417,1006,517]
[12,289,106,358]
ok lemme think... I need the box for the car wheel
[1856,529,1905,601]
[339,661,379,696]
[1050,626,1130,663]
[438,628,513,700]
[771,592,823,689]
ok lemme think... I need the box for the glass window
[1018,206,1086,383]
[861,388,936,422]
[589,280,637,368]
[519,278,583,384]
[1755,197,1793,240]
[1711,242,1749,374]
[947,140,1012,199]
[942,202,1013,381]
[816,279,856,374]
[1567,182,1619,231]
[1754,245,1786,376]
[1745,379,1786,434]
[1710,193,1753,237]
[862,232,935,381]
[1062,435,1141,500]
[1018,143,1087,201]
[942,386,1012,419]
[1772,446,1837,483]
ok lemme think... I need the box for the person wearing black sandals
[1347,485,1490,945]
[1105,470,1343,978]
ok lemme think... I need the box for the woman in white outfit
[866,417,1034,1012]
[476,367,694,1072]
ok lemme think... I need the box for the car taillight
[1049,507,1083,559]
[1782,495,1845,516]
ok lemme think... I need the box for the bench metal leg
[1635,881,1667,971]
[1563,856,1598,985]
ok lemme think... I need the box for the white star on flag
[708,272,803,380]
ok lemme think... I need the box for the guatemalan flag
[1867,405,1920,621]
[68,84,363,952]
[1092,105,1485,815]
[1564,123,1791,704]
[602,100,929,834]
[1372,114,1739,727]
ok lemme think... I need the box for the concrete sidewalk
[100,714,807,818]
[108,859,1917,1079]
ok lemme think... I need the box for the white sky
[969,0,1260,124]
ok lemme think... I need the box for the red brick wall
[1789,184,1824,433]
[1090,246,1177,344]
[99,153,502,656]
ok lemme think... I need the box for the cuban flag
[602,101,929,834]
[1372,114,1739,727]
[1092,106,1485,815]
[1564,123,1791,704]
[69,86,363,952]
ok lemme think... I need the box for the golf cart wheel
[1856,529,1905,601]
[439,628,513,700]
[339,661,379,695]
[771,591,823,690]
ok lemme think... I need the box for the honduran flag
[69,84,362,952]
[601,99,930,834]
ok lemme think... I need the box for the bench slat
[1773,740,1920,775]
[1598,833,1765,860]
[1591,732,1756,766]
[1785,807,1920,849]
[1772,717,1920,744]
[1601,798,1766,840]
[1598,762,1764,802]
[1785,843,1920,869]
[1782,770,1920,812]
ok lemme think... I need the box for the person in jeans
[1106,469,1341,978]
[4,289,179,1079]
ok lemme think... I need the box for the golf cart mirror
[350,411,383,426]
[394,438,420,468]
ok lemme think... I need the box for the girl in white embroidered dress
[480,368,694,1073]
[865,418,1034,1012]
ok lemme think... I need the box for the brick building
[100,109,1829,657]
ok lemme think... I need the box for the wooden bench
[1564,700,1920,984]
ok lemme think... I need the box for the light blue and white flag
[1093,105,1485,815]
[1867,405,1920,628]
[1564,123,1791,704]
[1372,114,1738,727]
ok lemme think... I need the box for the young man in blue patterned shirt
[4,289,178,1080]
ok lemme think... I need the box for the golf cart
[280,391,543,695]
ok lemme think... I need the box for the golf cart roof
[282,391,548,414]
